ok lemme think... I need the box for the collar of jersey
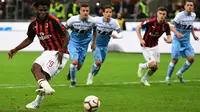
[102,17,111,23]
[79,15,88,22]
[184,10,191,16]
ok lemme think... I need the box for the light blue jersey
[172,11,196,59]
[65,15,96,64]
[93,17,121,62]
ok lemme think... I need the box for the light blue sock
[178,61,192,75]
[166,62,175,79]
[90,63,100,76]
[70,64,77,82]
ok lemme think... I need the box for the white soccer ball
[83,95,100,112]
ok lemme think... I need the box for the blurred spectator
[55,0,66,20]
[149,12,155,19]
[97,7,103,17]
[123,0,134,15]
[135,0,148,19]
[0,2,4,19]
[66,0,79,20]
[116,12,126,30]
[49,0,57,16]
[24,2,35,19]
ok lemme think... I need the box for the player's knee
[71,60,78,65]
[188,58,194,63]
[172,59,178,65]
[95,61,102,66]
[149,62,158,71]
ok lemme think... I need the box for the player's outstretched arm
[111,30,123,39]
[192,27,199,41]
[136,24,145,47]
[8,37,33,59]
[170,26,184,38]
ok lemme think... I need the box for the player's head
[103,5,112,20]
[80,4,90,19]
[184,0,194,13]
[33,0,50,20]
[157,6,167,21]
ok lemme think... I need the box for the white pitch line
[0,80,200,89]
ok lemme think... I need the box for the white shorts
[142,46,160,63]
[34,51,69,78]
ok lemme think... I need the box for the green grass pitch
[0,52,199,112]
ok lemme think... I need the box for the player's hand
[164,37,172,43]
[194,35,199,41]
[111,34,117,38]
[56,51,63,64]
[176,32,184,38]
[8,49,17,59]
[140,39,146,47]
[91,43,96,51]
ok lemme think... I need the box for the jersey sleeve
[173,13,181,26]
[65,17,73,29]
[141,19,153,28]
[114,20,121,33]
[27,22,36,41]
[165,23,171,35]
[53,19,65,37]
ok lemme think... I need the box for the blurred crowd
[0,0,200,23]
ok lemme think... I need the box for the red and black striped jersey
[27,15,68,53]
[141,18,171,47]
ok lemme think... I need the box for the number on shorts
[47,60,54,69]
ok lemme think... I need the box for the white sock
[34,95,44,104]
[142,69,154,80]
[38,79,51,88]
[140,63,149,69]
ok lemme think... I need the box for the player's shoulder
[29,18,37,26]
[94,16,102,21]
[143,18,156,24]
[110,18,118,25]
[191,12,196,17]
[67,15,79,22]
[175,11,185,18]
[48,14,61,23]
[88,16,96,23]
[163,20,169,25]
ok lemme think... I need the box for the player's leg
[176,47,195,83]
[166,41,180,85]
[141,61,158,86]
[87,47,105,85]
[140,46,159,86]
[26,51,69,109]
[67,43,79,87]
[138,47,150,78]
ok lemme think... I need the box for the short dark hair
[33,0,51,8]
[80,4,89,8]
[157,6,168,12]
[184,0,194,5]
[103,5,112,12]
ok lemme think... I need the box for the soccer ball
[83,95,100,112]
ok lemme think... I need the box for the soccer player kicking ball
[166,0,199,85]
[8,0,70,109]
[65,4,96,87]
[136,7,175,86]
[86,5,123,85]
